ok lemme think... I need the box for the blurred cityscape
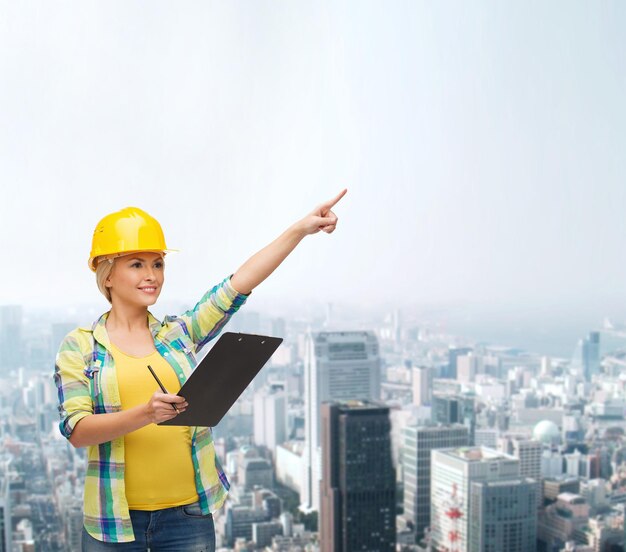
[2,302,626,552]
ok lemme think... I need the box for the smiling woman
[52,192,346,551]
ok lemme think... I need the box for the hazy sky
[1,1,625,320]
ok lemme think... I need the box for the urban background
[3,303,626,551]
[1,1,626,551]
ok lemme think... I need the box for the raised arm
[230,188,347,295]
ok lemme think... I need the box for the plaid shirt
[53,275,249,543]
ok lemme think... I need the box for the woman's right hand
[69,393,190,447]
[145,392,188,423]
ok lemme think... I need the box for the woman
[53,189,346,551]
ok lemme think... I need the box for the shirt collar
[90,310,162,349]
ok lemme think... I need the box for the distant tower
[0,463,11,552]
[325,303,333,328]
[412,366,432,407]
[392,309,402,342]
[320,401,395,552]
[279,512,293,537]
[583,331,600,381]
[447,347,472,379]
[457,354,479,384]
[253,383,286,454]
[540,356,552,377]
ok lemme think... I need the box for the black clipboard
[159,332,283,427]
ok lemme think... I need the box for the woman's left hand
[229,188,348,295]
[298,188,347,236]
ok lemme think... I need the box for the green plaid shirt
[53,275,249,543]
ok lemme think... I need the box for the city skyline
[3,297,626,550]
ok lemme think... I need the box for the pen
[147,364,180,413]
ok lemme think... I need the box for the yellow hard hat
[88,207,174,272]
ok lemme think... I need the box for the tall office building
[320,401,395,552]
[412,366,432,407]
[0,305,22,371]
[0,469,10,552]
[583,331,600,381]
[431,447,537,552]
[402,424,469,541]
[432,394,476,445]
[391,308,402,342]
[457,353,483,384]
[302,331,381,511]
[447,347,472,379]
[253,383,287,454]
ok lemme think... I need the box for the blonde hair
[95,257,114,303]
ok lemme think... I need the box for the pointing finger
[321,188,347,211]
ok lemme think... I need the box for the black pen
[147,364,180,413]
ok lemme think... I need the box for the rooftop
[334,399,388,412]
[445,446,514,462]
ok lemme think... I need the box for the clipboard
[159,332,283,427]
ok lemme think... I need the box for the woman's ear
[105,266,113,288]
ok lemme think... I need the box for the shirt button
[164,352,169,357]
[179,375,184,380]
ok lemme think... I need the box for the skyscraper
[431,447,537,552]
[457,353,482,384]
[447,347,472,379]
[302,331,381,511]
[0,467,11,552]
[253,383,287,454]
[402,424,469,541]
[320,401,395,552]
[412,366,432,407]
[583,331,601,381]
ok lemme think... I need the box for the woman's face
[105,251,165,308]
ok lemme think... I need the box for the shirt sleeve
[53,332,94,439]
[178,274,250,353]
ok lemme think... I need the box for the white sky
[1,1,625,318]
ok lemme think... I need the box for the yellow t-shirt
[111,343,198,510]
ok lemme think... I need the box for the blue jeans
[81,502,215,551]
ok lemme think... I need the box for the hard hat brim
[88,249,179,272]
